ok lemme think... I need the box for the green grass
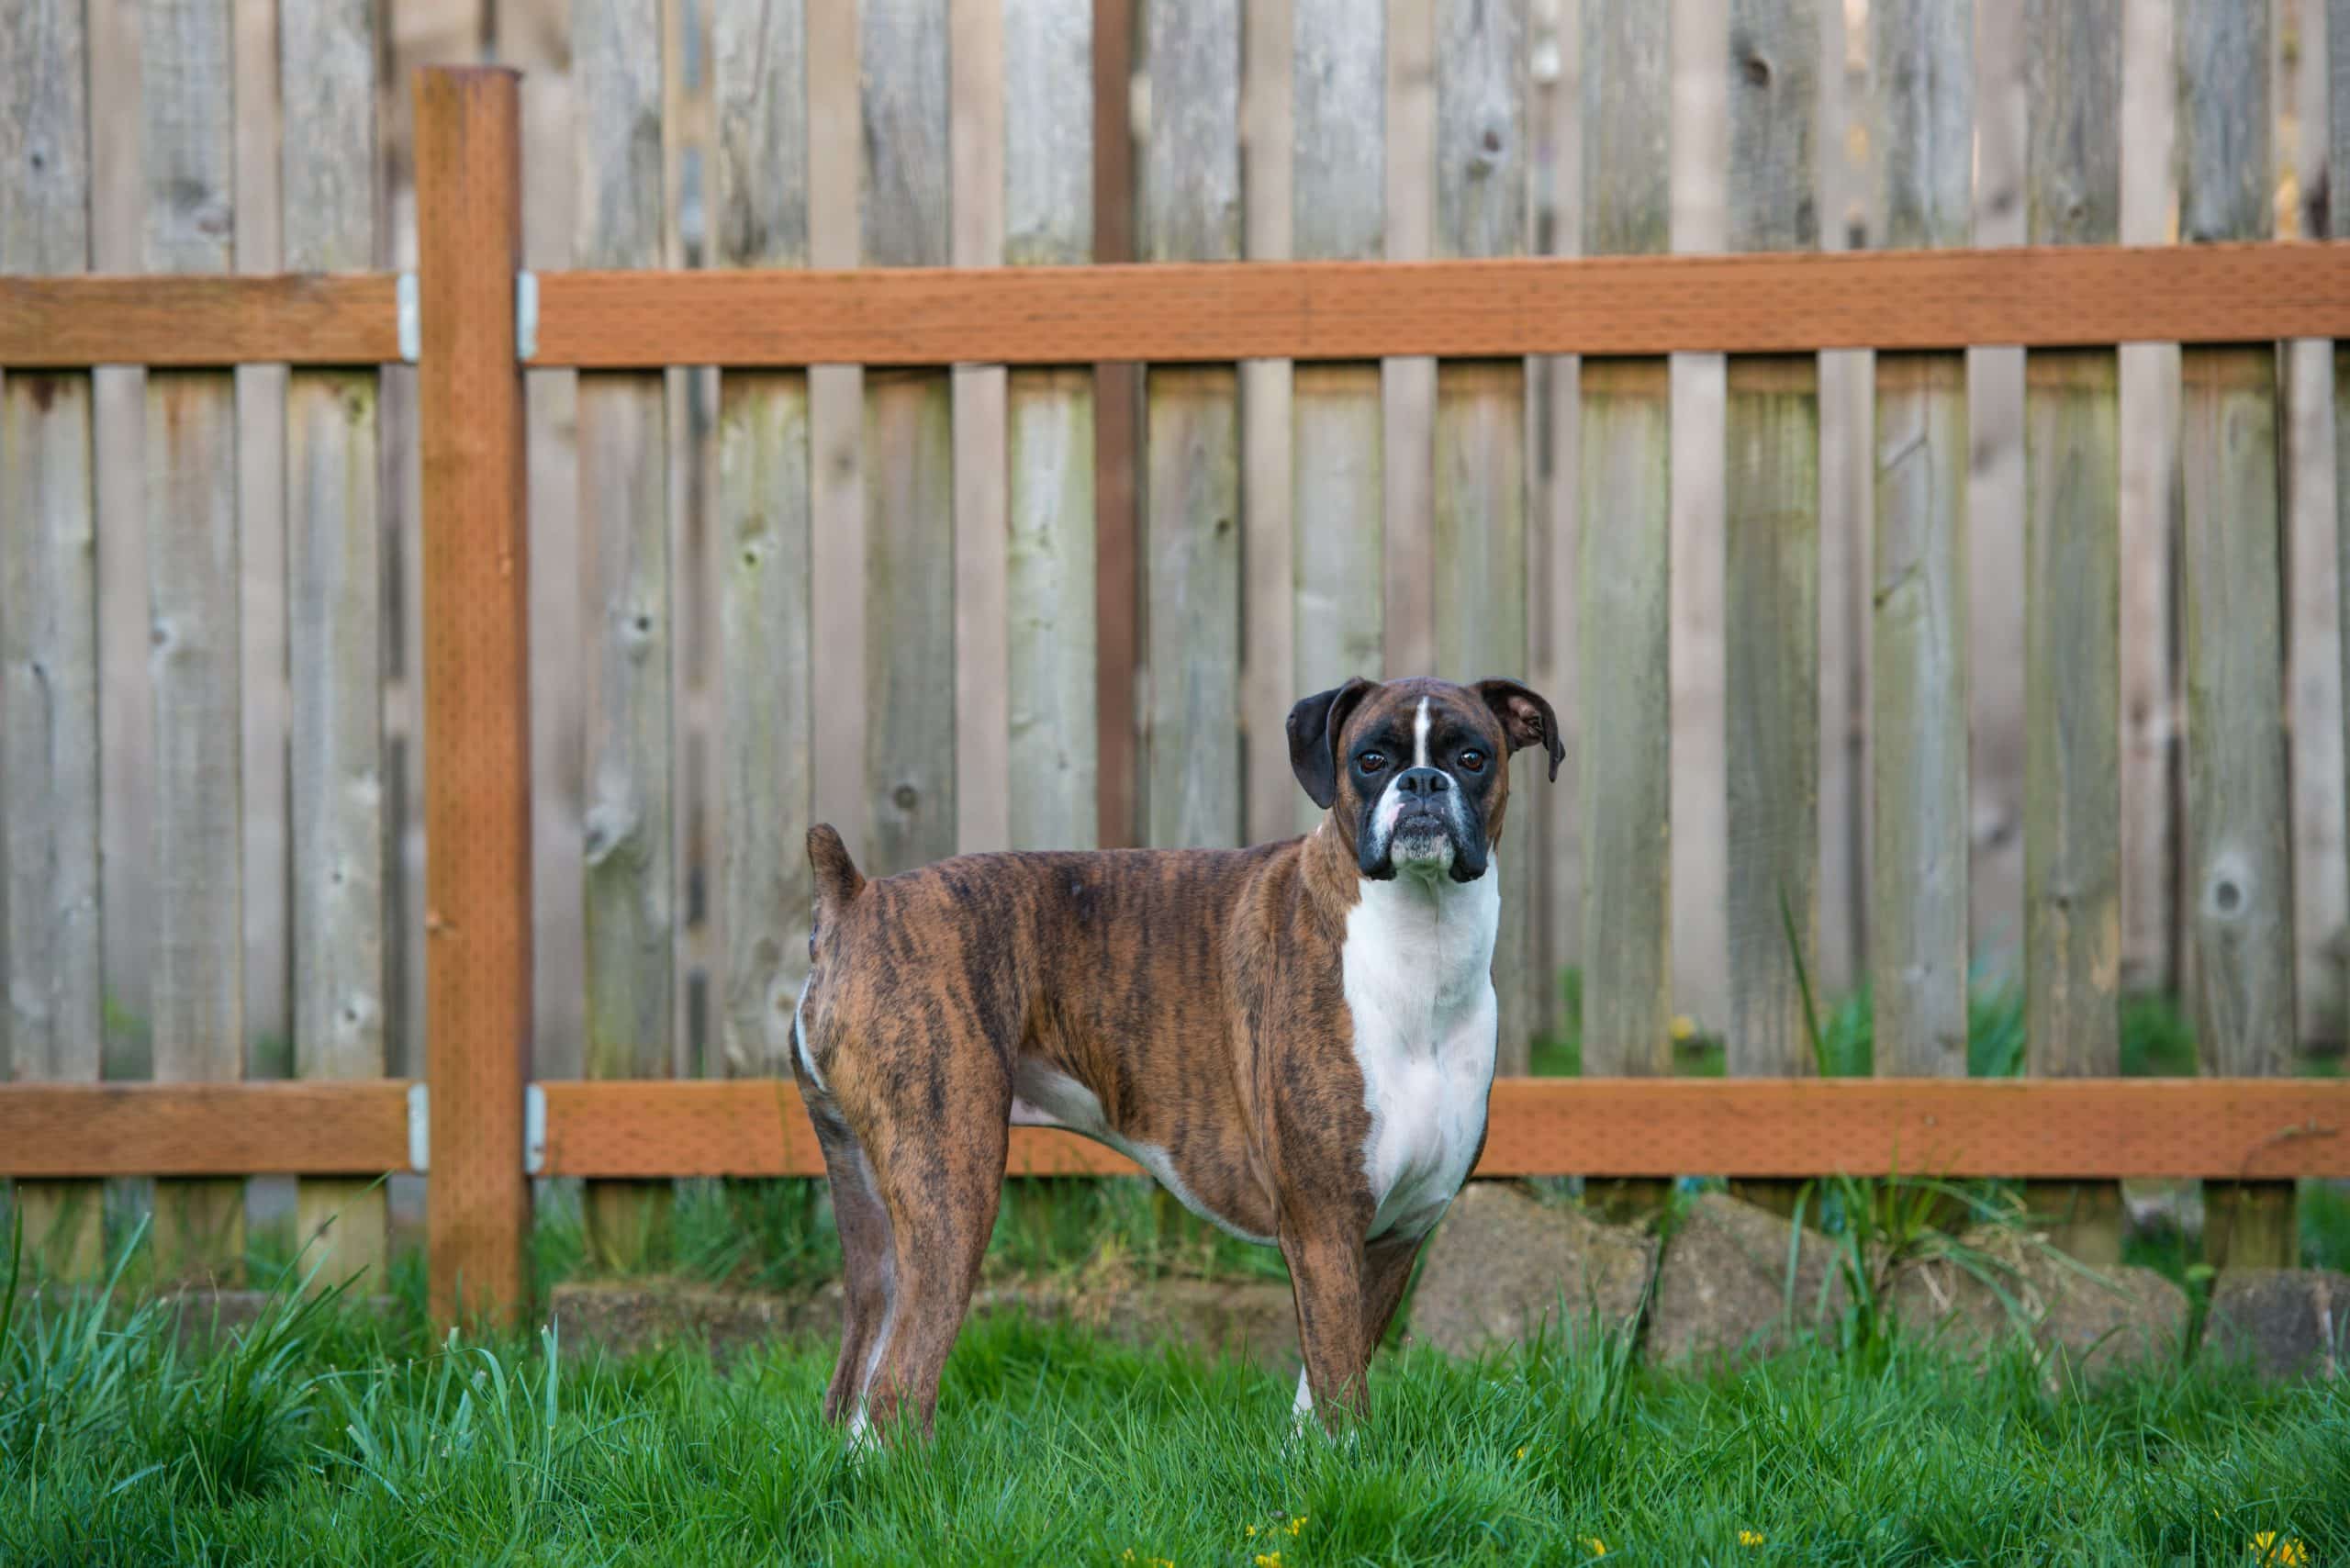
[5,1228,2344,1567]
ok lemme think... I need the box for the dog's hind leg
[806,1097,894,1426]
[855,1073,1013,1439]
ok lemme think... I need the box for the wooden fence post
[2177,0,2295,1270]
[416,64,532,1327]
[1866,0,1972,1079]
[1577,0,1673,1222]
[2020,0,2125,1266]
[285,0,388,1294]
[1,0,104,1282]
[574,0,675,1275]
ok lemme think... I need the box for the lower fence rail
[3,1077,2343,1182]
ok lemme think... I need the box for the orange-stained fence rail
[4,241,2349,369]
[6,1078,2344,1182]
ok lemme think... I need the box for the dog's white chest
[1340,865,1501,1238]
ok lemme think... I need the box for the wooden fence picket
[2177,0,2296,1269]
[1,0,103,1281]
[576,0,676,1271]
[285,0,387,1291]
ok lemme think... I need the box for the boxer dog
[792,676,1561,1440]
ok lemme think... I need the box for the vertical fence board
[2177,0,2295,1268]
[1867,0,1972,1077]
[0,0,102,1279]
[1004,0,1097,851]
[861,0,957,873]
[951,0,1008,857]
[2020,0,2124,1265]
[576,0,674,1271]
[1292,0,1383,833]
[1723,0,1821,1095]
[1141,0,1242,849]
[142,0,245,1284]
[1434,0,1532,1072]
[282,0,386,1292]
[1578,1,1673,1097]
[712,0,812,1077]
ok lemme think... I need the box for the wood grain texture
[1723,0,1820,1084]
[1005,0,1096,850]
[1007,369,1098,848]
[0,1081,413,1176]
[7,244,2350,372]
[1872,353,1971,1076]
[519,1075,2350,1181]
[1722,356,1820,1075]
[142,0,242,1285]
[1867,0,1972,1076]
[712,0,812,1077]
[1435,0,1532,1072]
[1576,0,1671,1081]
[0,0,101,1277]
[862,371,957,868]
[2177,1,2292,1269]
[283,0,386,1292]
[1578,359,1673,1075]
[575,0,673,1271]
[2022,349,2122,1073]
[860,0,957,879]
[416,66,532,1325]
[1291,0,1382,832]
[1141,0,1243,849]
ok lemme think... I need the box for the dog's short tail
[808,823,866,916]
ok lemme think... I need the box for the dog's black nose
[1394,766,1449,798]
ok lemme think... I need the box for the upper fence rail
[6,241,2349,368]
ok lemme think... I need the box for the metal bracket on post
[514,271,538,362]
[407,1083,431,1173]
[524,1083,547,1177]
[397,272,420,363]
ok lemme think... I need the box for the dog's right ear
[1286,678,1377,811]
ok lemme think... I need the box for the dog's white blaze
[1368,698,1470,869]
[1010,1061,1275,1245]
[1342,857,1501,1239]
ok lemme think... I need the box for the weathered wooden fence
[4,0,2350,1325]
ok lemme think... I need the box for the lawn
[4,1242,2344,1567]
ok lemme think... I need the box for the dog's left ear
[1473,678,1565,781]
[1287,678,1378,810]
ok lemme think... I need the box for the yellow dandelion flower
[1739,1529,1765,1547]
[1245,1524,1259,1539]
[1254,1553,1282,1568]
[1516,1446,1528,1460]
[1583,1539,1608,1558]
[1288,1516,1307,1536]
[1671,1014,1696,1041]
[2250,1532,2309,1566]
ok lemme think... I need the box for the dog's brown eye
[1358,751,1387,773]
[1459,749,1486,772]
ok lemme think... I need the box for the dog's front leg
[1278,1221,1371,1430]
